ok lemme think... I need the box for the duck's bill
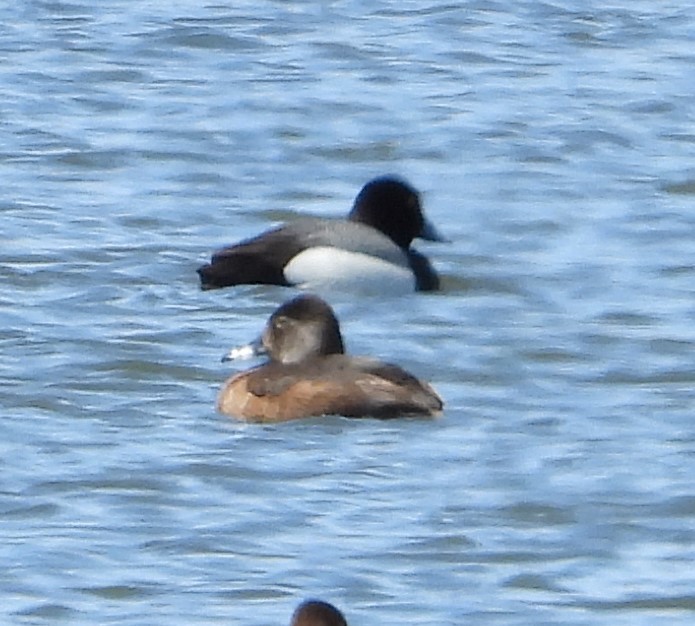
[419,218,449,243]
[221,337,265,362]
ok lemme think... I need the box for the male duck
[197,176,446,293]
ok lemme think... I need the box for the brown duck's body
[218,354,443,422]
[216,294,443,422]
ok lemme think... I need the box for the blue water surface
[2,1,694,625]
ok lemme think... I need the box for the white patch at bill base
[223,344,257,361]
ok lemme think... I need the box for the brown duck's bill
[221,336,265,362]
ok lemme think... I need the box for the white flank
[284,246,415,294]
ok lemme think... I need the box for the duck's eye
[274,316,288,331]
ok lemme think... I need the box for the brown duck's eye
[273,316,288,330]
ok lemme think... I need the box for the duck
[290,600,348,626]
[197,176,446,293]
[217,294,443,422]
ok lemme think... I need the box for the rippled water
[2,1,694,624]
